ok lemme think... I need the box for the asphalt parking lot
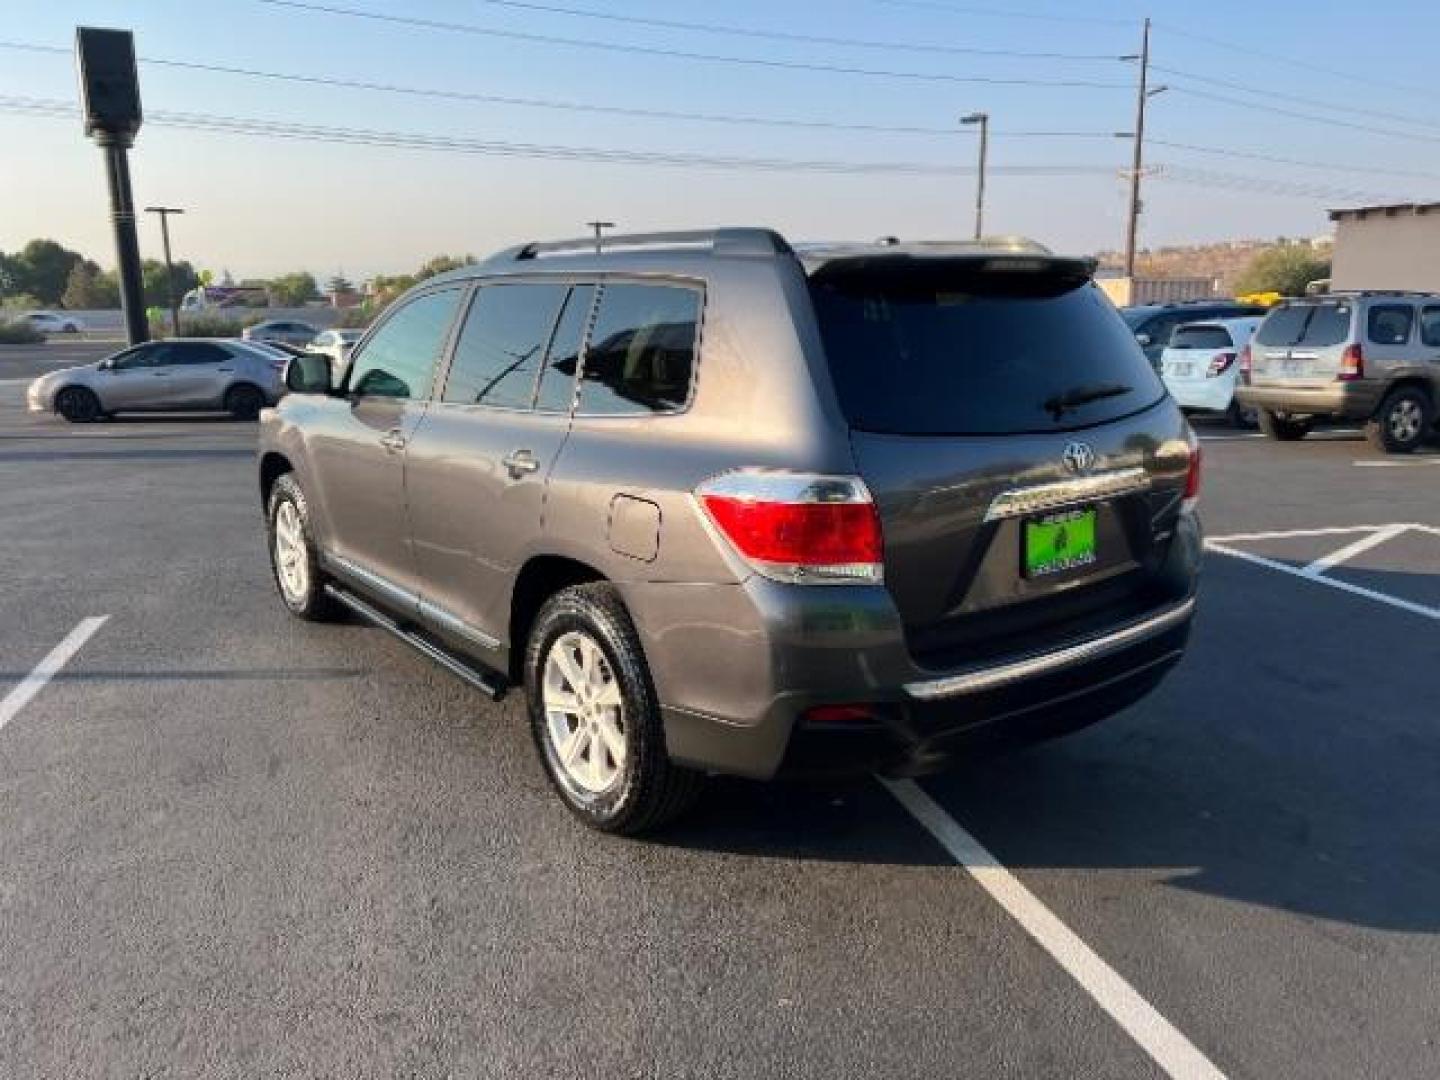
[2,343,1437,1079]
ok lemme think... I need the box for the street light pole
[145,206,185,336]
[960,112,989,241]
[586,220,615,254]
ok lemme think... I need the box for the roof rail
[504,228,793,262]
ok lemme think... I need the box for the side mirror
[284,352,333,395]
[1135,332,1153,348]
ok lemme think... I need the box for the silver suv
[1235,292,1440,452]
[259,229,1202,834]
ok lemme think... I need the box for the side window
[1368,304,1414,346]
[442,283,568,409]
[535,285,595,413]
[577,284,701,416]
[1420,307,1440,347]
[113,344,168,370]
[173,343,229,365]
[346,289,463,400]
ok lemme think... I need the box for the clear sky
[3,0,1438,281]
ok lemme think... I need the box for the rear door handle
[379,429,407,452]
[502,449,539,477]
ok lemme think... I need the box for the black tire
[1257,409,1311,441]
[224,383,265,421]
[1226,398,1257,429]
[54,386,101,423]
[525,583,704,835]
[265,473,341,622]
[1365,386,1433,455]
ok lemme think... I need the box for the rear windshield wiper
[1043,382,1133,420]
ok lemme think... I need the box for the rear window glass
[577,284,700,415]
[810,262,1163,435]
[1367,304,1413,346]
[1255,302,1353,348]
[1169,326,1232,350]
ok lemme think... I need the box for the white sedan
[21,311,85,334]
[1160,317,1263,428]
[308,328,363,372]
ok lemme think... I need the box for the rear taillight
[1182,438,1202,511]
[1207,351,1237,378]
[1238,344,1253,385]
[1338,343,1364,381]
[696,470,883,584]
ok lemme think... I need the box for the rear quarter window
[1367,305,1414,346]
[810,262,1164,435]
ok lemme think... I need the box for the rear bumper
[1166,377,1233,413]
[627,511,1202,780]
[1234,380,1382,420]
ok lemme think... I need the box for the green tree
[1233,245,1331,297]
[415,254,475,281]
[61,260,119,309]
[9,239,87,305]
[267,271,319,306]
[324,273,355,297]
[0,250,18,297]
[140,258,201,308]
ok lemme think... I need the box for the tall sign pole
[75,27,147,345]
[1123,19,1152,280]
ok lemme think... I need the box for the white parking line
[1301,523,1411,576]
[0,617,109,732]
[1208,523,1437,544]
[1354,459,1440,468]
[881,778,1228,1080]
[1207,541,1440,621]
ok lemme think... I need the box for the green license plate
[1024,508,1098,578]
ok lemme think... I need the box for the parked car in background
[309,328,363,371]
[1236,291,1440,453]
[1122,300,1268,369]
[26,338,286,422]
[1160,317,1263,428]
[19,311,85,334]
[259,228,1201,835]
[243,319,320,347]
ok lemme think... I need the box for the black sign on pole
[75,27,148,345]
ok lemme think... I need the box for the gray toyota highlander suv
[258,229,1202,834]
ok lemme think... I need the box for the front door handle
[502,449,539,477]
[379,429,407,452]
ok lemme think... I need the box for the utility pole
[586,220,614,254]
[1123,18,1160,280]
[960,112,989,241]
[145,206,185,336]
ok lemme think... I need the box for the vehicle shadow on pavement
[665,558,1440,932]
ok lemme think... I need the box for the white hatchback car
[1160,316,1263,427]
[21,311,85,334]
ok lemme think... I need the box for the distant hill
[1095,237,1333,294]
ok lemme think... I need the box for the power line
[250,0,1131,88]
[0,95,1118,177]
[0,39,1124,139]
[1150,64,1440,133]
[1149,139,1440,184]
[864,0,1130,27]
[1,94,1411,204]
[1164,83,1440,147]
[462,0,1121,60]
[1151,21,1431,100]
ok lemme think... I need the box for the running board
[324,583,508,701]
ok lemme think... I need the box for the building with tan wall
[1329,203,1440,292]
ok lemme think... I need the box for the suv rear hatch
[808,253,1193,669]
[1250,299,1355,385]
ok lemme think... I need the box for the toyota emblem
[1062,442,1096,474]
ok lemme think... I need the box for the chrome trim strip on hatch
[903,596,1196,701]
[982,467,1150,523]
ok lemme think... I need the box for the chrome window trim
[904,596,1195,701]
[982,467,1150,523]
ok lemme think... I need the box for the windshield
[810,262,1164,436]
[1255,302,1353,348]
[1120,307,1158,330]
[1169,326,1232,350]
